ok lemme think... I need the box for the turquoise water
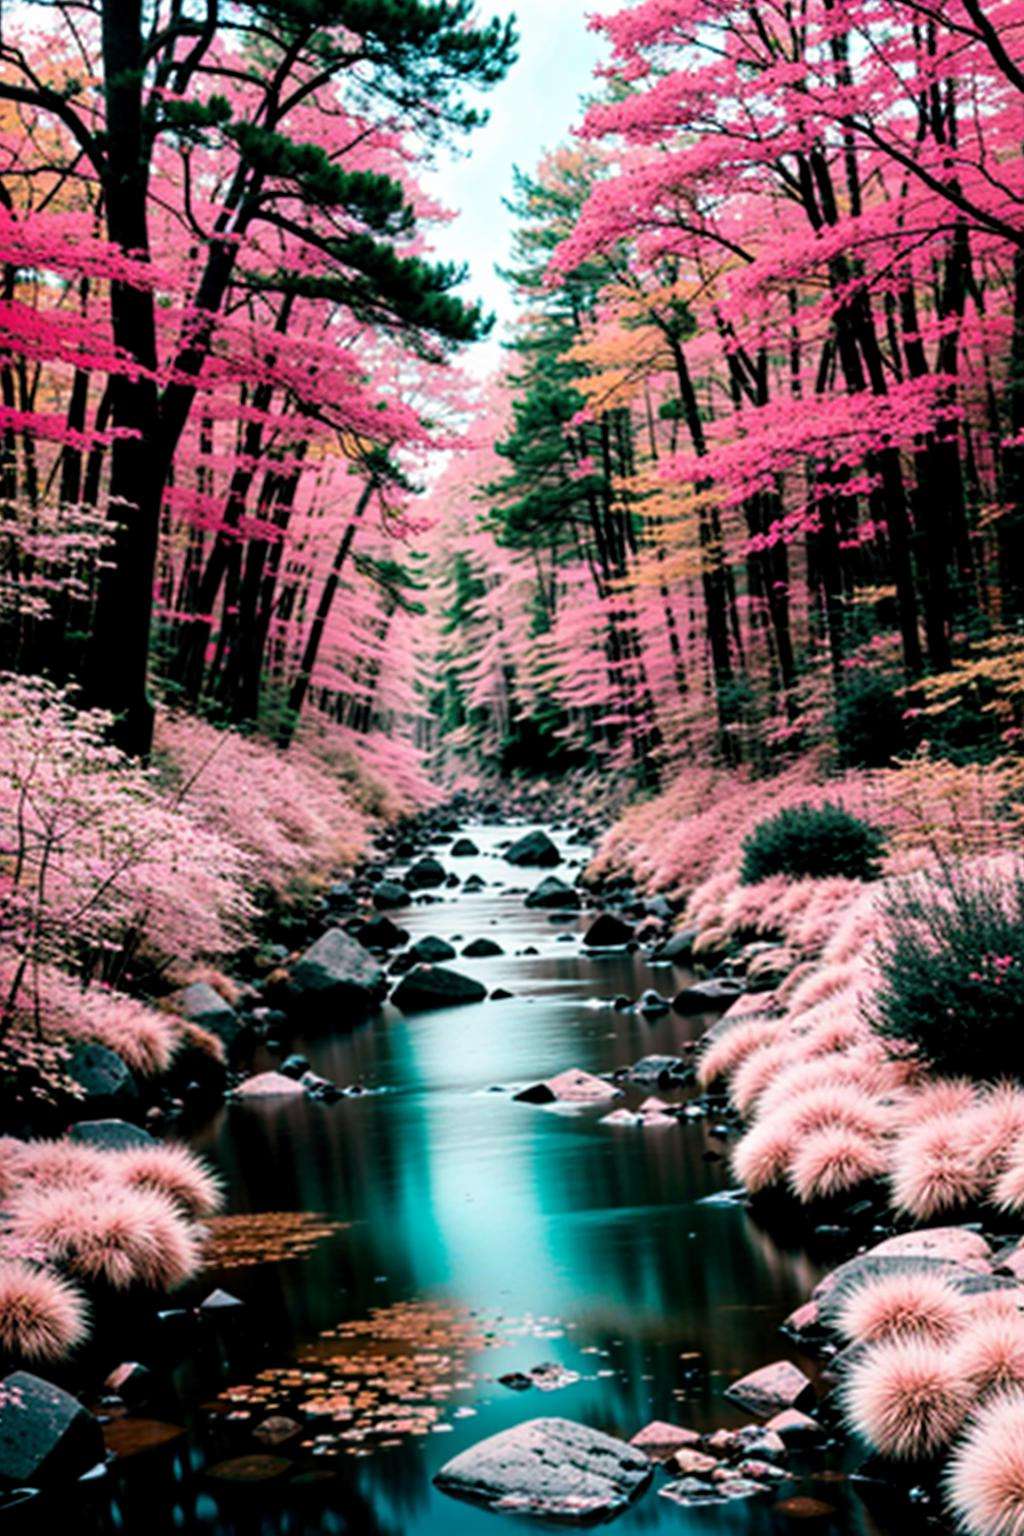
[171,824,886,1535]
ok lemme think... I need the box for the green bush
[739,802,886,885]
[832,668,908,769]
[869,864,1024,1079]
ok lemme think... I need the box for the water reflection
[172,824,880,1533]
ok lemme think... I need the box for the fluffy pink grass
[13,1140,108,1190]
[786,961,864,1016]
[993,1145,1024,1216]
[767,1084,892,1143]
[946,1392,1024,1536]
[697,1018,777,1089]
[788,1125,889,1202]
[732,1119,799,1193]
[892,1079,980,1130]
[0,1260,88,1361]
[9,1186,201,1290]
[729,1040,798,1114]
[112,1144,222,1217]
[836,1271,970,1345]
[972,1085,1024,1173]
[890,1115,987,1220]
[843,1336,971,1459]
[954,1318,1024,1398]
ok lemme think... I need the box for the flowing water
[156,823,886,1535]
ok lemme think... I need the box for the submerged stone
[524,876,579,910]
[725,1362,816,1417]
[504,830,562,868]
[391,965,487,1011]
[287,928,385,1015]
[583,913,634,947]
[629,1422,701,1462]
[434,1416,651,1522]
[0,1372,104,1486]
[515,1069,620,1106]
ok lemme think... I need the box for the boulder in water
[462,937,504,957]
[175,981,243,1052]
[372,879,410,910]
[450,838,479,857]
[409,935,457,964]
[524,877,579,910]
[391,965,487,1012]
[356,915,408,951]
[504,830,561,868]
[673,977,745,1014]
[0,1372,104,1486]
[515,1069,620,1106]
[583,913,634,947]
[69,1119,156,1151]
[287,928,385,1015]
[434,1416,651,1522]
[407,856,446,890]
[725,1362,816,1417]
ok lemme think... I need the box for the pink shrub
[843,1336,971,1459]
[973,1087,1024,1179]
[836,1271,969,1346]
[14,1141,108,1190]
[113,1144,223,1218]
[0,1260,88,1361]
[946,1392,1024,1536]
[890,1115,987,1220]
[697,1018,777,1089]
[729,1039,798,1114]
[892,1079,980,1129]
[954,1317,1024,1398]
[731,1118,799,1194]
[773,1085,891,1141]
[787,1125,889,1202]
[993,1145,1024,1216]
[9,1186,201,1290]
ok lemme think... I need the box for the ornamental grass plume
[0,1260,88,1362]
[112,1143,223,1218]
[892,1078,980,1130]
[697,1017,777,1088]
[946,1392,1024,1536]
[843,1336,971,1459]
[836,1271,970,1346]
[971,1086,1024,1178]
[787,1125,889,1203]
[14,1140,108,1190]
[729,1039,797,1115]
[732,1118,799,1194]
[890,1115,987,1221]
[775,1084,891,1140]
[9,1186,201,1290]
[954,1317,1024,1399]
[992,1144,1024,1216]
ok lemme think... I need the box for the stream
[164,822,878,1535]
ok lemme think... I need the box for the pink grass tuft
[843,1336,971,1459]
[729,1040,797,1115]
[0,1260,89,1361]
[836,1271,970,1346]
[992,1143,1024,1215]
[954,1317,1024,1399]
[946,1391,1024,1536]
[890,1115,986,1221]
[9,1186,201,1290]
[787,1124,889,1203]
[15,1140,108,1190]
[697,1018,776,1089]
[112,1144,223,1218]
[731,1118,798,1194]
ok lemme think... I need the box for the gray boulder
[69,1119,156,1151]
[372,879,410,910]
[175,982,242,1051]
[407,857,446,890]
[68,1043,136,1106]
[505,830,561,868]
[673,977,745,1014]
[356,915,408,951]
[287,929,385,1016]
[525,877,580,910]
[653,929,697,963]
[434,1416,651,1522]
[583,913,634,947]
[410,935,457,964]
[0,1373,104,1486]
[391,965,487,1012]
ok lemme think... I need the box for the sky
[422,2,610,376]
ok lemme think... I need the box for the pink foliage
[843,1337,971,1460]
[836,1272,969,1346]
[0,1260,88,1362]
[787,1126,888,1203]
[946,1392,1024,1536]
[8,1185,201,1290]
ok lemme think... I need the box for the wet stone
[504,830,562,868]
[371,880,410,910]
[524,876,579,910]
[462,938,504,957]
[409,935,457,964]
[582,913,634,948]
[515,1069,620,1106]
[629,1421,701,1462]
[434,1416,652,1522]
[726,1362,816,1417]
[206,1454,294,1485]
[102,1419,186,1464]
[391,965,487,1012]
[0,1372,104,1486]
